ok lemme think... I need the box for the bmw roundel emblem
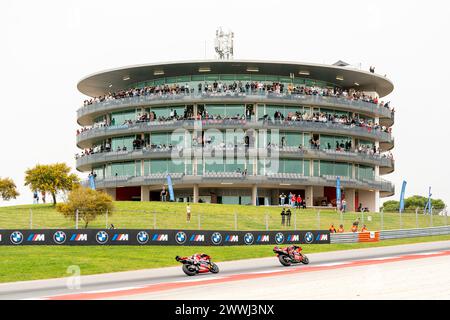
[275,232,285,245]
[211,232,222,245]
[175,232,187,245]
[244,233,254,245]
[137,231,149,245]
[10,231,24,245]
[53,231,67,244]
[96,231,109,244]
[304,232,314,244]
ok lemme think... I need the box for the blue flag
[336,176,341,209]
[167,174,175,202]
[427,187,432,214]
[399,180,407,213]
[89,174,96,190]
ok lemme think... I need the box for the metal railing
[331,226,450,243]
[75,146,394,170]
[77,92,394,122]
[76,120,394,146]
[2,208,448,231]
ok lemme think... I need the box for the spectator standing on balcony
[341,199,347,213]
[280,193,286,206]
[296,195,302,209]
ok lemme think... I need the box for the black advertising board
[0,229,330,246]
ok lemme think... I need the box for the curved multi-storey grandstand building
[76,60,395,212]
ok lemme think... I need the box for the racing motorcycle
[273,246,310,266]
[175,253,220,276]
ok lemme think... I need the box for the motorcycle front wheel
[301,255,310,265]
[209,262,220,274]
[278,255,292,266]
[182,264,198,276]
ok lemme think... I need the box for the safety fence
[331,226,450,244]
[0,207,448,232]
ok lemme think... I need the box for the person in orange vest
[329,224,336,233]
[351,224,358,233]
[337,224,345,233]
[361,225,368,232]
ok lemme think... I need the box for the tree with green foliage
[382,195,446,212]
[56,186,114,228]
[24,163,79,205]
[0,177,20,201]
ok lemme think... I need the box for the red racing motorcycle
[175,253,220,276]
[273,245,310,266]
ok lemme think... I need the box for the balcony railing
[77,92,394,121]
[75,146,394,170]
[84,174,394,194]
[76,119,394,147]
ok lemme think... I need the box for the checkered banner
[0,230,330,246]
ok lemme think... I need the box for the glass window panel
[320,161,334,176]
[151,133,168,146]
[206,105,226,117]
[313,160,320,177]
[304,160,310,176]
[285,132,302,147]
[335,162,349,177]
[220,74,235,80]
[144,160,150,176]
[168,159,185,174]
[151,160,168,174]
[225,105,245,117]
[284,159,302,174]
[135,161,141,177]
[150,106,170,118]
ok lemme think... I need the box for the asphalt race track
[1,241,450,300]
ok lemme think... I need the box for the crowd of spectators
[82,81,394,113]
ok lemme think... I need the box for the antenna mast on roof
[214,27,234,60]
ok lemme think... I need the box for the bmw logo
[244,233,254,245]
[211,232,222,245]
[96,231,109,244]
[275,232,285,245]
[175,231,187,245]
[137,231,149,245]
[304,232,314,244]
[53,231,67,244]
[10,231,23,245]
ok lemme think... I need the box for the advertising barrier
[0,229,331,246]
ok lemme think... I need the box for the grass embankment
[0,235,449,283]
[0,202,447,231]
[0,202,448,283]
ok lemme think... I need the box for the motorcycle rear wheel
[278,255,292,266]
[209,262,220,274]
[182,264,198,276]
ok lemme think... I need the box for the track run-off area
[1,241,449,300]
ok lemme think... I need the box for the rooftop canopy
[78,60,394,98]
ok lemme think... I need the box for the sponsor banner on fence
[358,231,380,243]
[0,230,331,246]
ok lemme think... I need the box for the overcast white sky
[0,0,449,207]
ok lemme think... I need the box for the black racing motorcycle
[273,246,310,266]
[175,254,220,276]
